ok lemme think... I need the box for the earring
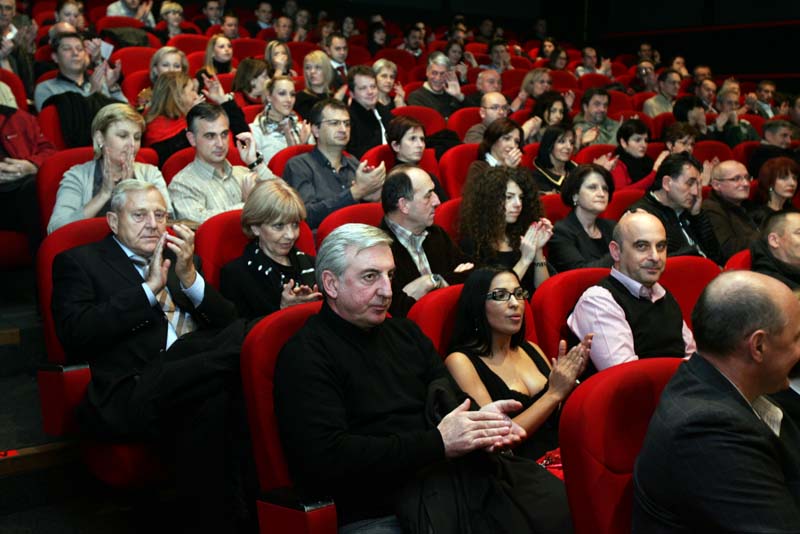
[573,197,578,206]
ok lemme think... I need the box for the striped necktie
[130,255,197,337]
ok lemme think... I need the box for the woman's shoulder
[64,159,96,177]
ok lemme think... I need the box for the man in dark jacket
[702,160,759,262]
[751,211,800,291]
[346,65,391,158]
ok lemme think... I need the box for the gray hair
[372,58,397,77]
[427,51,452,69]
[315,223,393,289]
[109,180,160,212]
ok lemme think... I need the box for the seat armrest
[37,363,92,436]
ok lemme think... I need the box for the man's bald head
[479,91,508,125]
[476,69,501,94]
[610,210,668,287]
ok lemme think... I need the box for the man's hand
[0,158,36,176]
[351,161,385,201]
[716,111,732,129]
[443,71,462,100]
[402,274,436,300]
[280,280,323,309]
[578,125,599,146]
[744,92,758,112]
[145,233,171,294]
[437,398,525,458]
[235,131,258,166]
[453,262,474,273]
[83,38,102,65]
[690,188,703,215]
[240,173,256,202]
[136,0,153,22]
[333,83,348,101]
[89,63,106,94]
[105,59,122,88]
[166,223,197,288]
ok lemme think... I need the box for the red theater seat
[439,143,479,198]
[433,197,462,241]
[724,249,751,270]
[315,203,383,248]
[657,256,720,329]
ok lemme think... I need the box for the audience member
[294,50,337,119]
[546,48,570,73]
[195,34,234,91]
[51,179,244,533]
[637,42,660,65]
[397,25,423,57]
[709,87,759,147]
[748,119,797,178]
[292,9,310,41]
[751,211,800,290]
[642,69,681,118]
[611,118,662,191]
[380,166,472,316]
[0,0,33,97]
[694,78,718,113]
[386,115,447,200]
[446,267,590,459]
[283,98,385,228]
[324,32,349,90]
[522,91,571,144]
[788,95,800,139]
[573,88,620,146]
[49,103,171,233]
[702,160,759,262]
[466,117,523,182]
[631,60,657,94]
[568,211,695,373]
[106,0,155,27]
[196,0,222,33]
[633,270,800,532]
[444,40,477,84]
[407,52,464,120]
[692,64,713,86]
[275,223,572,532]
[372,58,406,111]
[346,65,391,158]
[484,39,511,73]
[231,57,269,107]
[628,153,722,263]
[340,16,359,39]
[460,166,552,292]
[168,102,276,223]
[366,22,386,57]
[34,32,126,112]
[250,75,313,166]
[219,12,240,40]
[272,16,293,43]
[245,1,273,36]
[747,79,778,119]
[535,36,556,59]
[669,55,689,78]
[532,125,578,193]
[156,2,195,42]
[672,95,711,139]
[220,180,320,320]
[135,45,187,109]
[264,40,296,77]
[463,91,508,143]
[549,164,616,271]
[663,122,698,155]
[749,157,800,226]
[463,68,499,108]
[575,47,612,78]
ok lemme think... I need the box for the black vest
[598,275,686,359]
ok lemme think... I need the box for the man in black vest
[568,210,695,372]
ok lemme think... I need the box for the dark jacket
[548,211,615,272]
[701,190,760,263]
[346,100,392,159]
[750,238,800,290]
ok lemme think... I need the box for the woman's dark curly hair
[448,267,527,356]
[459,166,542,263]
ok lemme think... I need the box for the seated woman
[250,75,313,166]
[385,114,447,200]
[547,47,572,75]
[466,118,524,184]
[48,103,171,233]
[444,39,478,84]
[265,40,297,78]
[460,166,552,292]
[195,34,235,92]
[446,267,590,459]
[372,58,405,111]
[220,180,321,320]
[531,125,577,194]
[366,22,386,57]
[749,157,800,227]
[232,58,270,107]
[524,90,570,144]
[155,2,198,43]
[548,164,616,271]
[294,50,336,119]
[136,46,188,110]
[340,16,359,39]
[611,118,660,191]
[535,37,557,60]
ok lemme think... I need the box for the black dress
[219,241,316,321]
[464,342,559,460]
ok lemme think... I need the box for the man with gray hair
[275,223,572,533]
[51,180,244,532]
[633,270,800,532]
[407,51,465,119]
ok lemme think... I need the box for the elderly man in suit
[633,270,800,532]
[51,180,245,533]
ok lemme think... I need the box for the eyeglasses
[486,287,529,301]
[481,104,509,112]
[714,174,751,184]
[319,119,351,128]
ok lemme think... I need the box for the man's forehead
[196,116,229,134]
[322,107,349,121]
[678,164,700,180]
[354,74,375,88]
[348,244,394,267]
[124,189,166,210]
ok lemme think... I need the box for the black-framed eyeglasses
[486,288,529,301]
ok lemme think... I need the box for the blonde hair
[149,46,188,83]
[146,71,193,123]
[372,58,397,77]
[92,103,145,158]
[303,50,333,91]
[204,34,231,75]
[241,180,307,239]
[522,67,550,96]
[159,1,183,17]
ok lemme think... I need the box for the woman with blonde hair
[264,40,297,77]
[220,180,321,319]
[135,46,188,109]
[49,103,171,233]
[251,75,313,165]
[195,34,236,91]
[158,2,196,42]
[294,50,340,119]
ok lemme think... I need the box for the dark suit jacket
[381,219,470,317]
[632,355,800,533]
[346,100,392,159]
[548,211,615,272]
[51,234,237,436]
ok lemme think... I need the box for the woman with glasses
[49,103,171,233]
[446,266,590,460]
[460,166,553,293]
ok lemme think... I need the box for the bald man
[463,68,501,107]
[751,211,800,291]
[463,91,508,143]
[568,211,695,374]
[633,271,800,532]
[702,160,760,262]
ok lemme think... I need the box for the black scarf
[615,146,654,183]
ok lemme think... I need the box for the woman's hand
[503,147,522,168]
[563,90,575,110]
[593,152,619,172]
[201,73,227,105]
[547,335,592,401]
[280,280,323,309]
[463,50,478,67]
[296,120,312,145]
[519,219,553,262]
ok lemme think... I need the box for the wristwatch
[430,274,444,289]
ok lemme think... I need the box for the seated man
[51,180,244,531]
[708,87,760,148]
[631,60,657,94]
[483,39,511,74]
[633,270,800,532]
[568,211,695,373]
[629,153,722,264]
[463,68,500,107]
[748,119,798,177]
[325,32,349,90]
[195,0,222,33]
[346,65,391,159]
[694,78,718,113]
[751,211,800,291]
[464,91,507,143]
[789,95,800,140]
[245,1,272,35]
[746,79,778,119]
[274,223,572,533]
[273,16,293,42]
[106,0,155,27]
[573,88,620,146]
[380,166,472,316]
[283,98,386,228]
[702,160,760,262]
[396,25,424,57]
[407,52,465,120]
[642,69,681,118]
[168,102,277,223]
[219,12,240,40]
[574,47,612,78]
[34,32,126,111]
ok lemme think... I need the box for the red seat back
[315,203,384,248]
[724,249,752,270]
[600,189,644,220]
[439,143,479,198]
[446,107,481,141]
[550,70,578,91]
[391,105,446,135]
[578,73,612,90]
[608,111,655,139]
[658,256,720,329]
[166,34,209,55]
[693,140,734,164]
[120,70,151,106]
[501,68,527,90]
[37,105,68,150]
[109,47,156,76]
[0,69,28,110]
[286,41,320,68]
[632,91,656,112]
[232,38,266,60]
[268,144,315,176]
[651,112,676,141]
[347,44,372,66]
[607,90,633,114]
[560,357,682,534]
[95,16,144,33]
[374,48,417,71]
[540,193,571,225]
[531,267,610,358]
[732,140,761,167]
[574,143,617,164]
[433,196,462,241]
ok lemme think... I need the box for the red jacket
[0,105,56,168]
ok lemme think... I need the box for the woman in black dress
[220,180,321,320]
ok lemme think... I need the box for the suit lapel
[97,234,148,287]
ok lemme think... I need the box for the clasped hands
[144,224,196,294]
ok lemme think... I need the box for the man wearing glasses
[702,160,760,262]
[463,91,508,143]
[284,98,386,228]
[643,69,682,118]
[568,210,696,375]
